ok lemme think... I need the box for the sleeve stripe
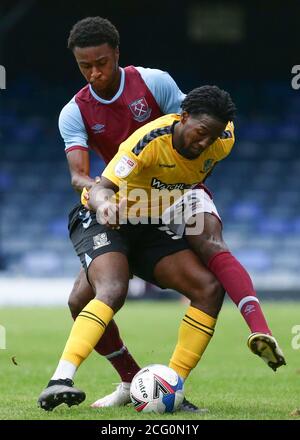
[220,130,233,139]
[65,145,89,153]
[132,125,173,156]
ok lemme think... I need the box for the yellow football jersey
[102,114,235,218]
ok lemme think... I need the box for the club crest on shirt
[203,159,215,173]
[128,97,152,122]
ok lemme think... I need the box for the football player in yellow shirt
[38,85,285,411]
[99,87,285,376]
[92,87,285,377]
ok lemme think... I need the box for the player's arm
[85,177,124,227]
[59,99,95,193]
[85,137,156,222]
[66,149,95,193]
[85,148,142,220]
[213,121,235,159]
[86,176,119,212]
[97,128,155,190]
[137,67,186,113]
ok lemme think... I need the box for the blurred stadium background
[0,0,300,305]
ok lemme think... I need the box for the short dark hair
[67,17,120,51]
[181,85,236,122]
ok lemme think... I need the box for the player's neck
[91,68,121,101]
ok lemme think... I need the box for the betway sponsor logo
[151,177,194,191]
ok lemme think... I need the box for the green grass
[0,301,299,420]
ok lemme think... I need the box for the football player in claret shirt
[38,85,285,412]
[54,16,200,411]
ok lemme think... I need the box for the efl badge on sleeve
[115,155,137,178]
[129,97,152,122]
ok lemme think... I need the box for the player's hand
[81,187,89,206]
[81,176,101,207]
[84,180,108,211]
[96,198,127,229]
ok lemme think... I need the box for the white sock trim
[105,345,127,360]
[51,360,77,381]
[238,296,259,311]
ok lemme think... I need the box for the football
[130,364,184,413]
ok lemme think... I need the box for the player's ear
[180,111,189,125]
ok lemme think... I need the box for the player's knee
[68,292,87,319]
[194,275,222,300]
[190,233,228,263]
[68,275,94,318]
[94,279,128,313]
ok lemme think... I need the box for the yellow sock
[169,306,216,379]
[61,299,114,367]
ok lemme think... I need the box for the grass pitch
[0,300,299,420]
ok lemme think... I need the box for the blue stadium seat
[233,249,272,271]
[231,201,262,221]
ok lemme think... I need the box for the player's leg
[68,268,140,387]
[154,249,224,413]
[154,249,224,381]
[186,211,286,371]
[131,224,224,412]
[164,188,286,371]
[38,205,131,410]
[38,251,129,411]
[92,249,215,413]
